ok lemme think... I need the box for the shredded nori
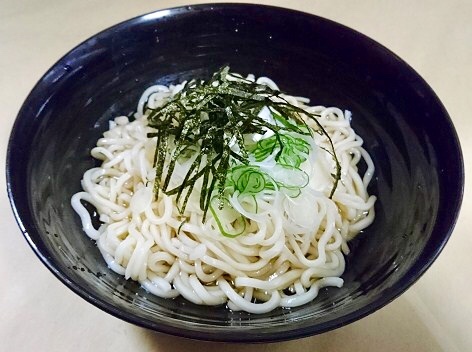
[146,66,341,220]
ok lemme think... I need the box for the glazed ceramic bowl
[6,4,463,342]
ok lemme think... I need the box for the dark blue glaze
[6,3,464,342]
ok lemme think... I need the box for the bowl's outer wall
[7,4,463,342]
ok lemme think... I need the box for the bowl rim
[6,2,465,343]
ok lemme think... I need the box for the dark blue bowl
[6,3,464,342]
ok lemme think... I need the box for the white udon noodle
[71,74,376,314]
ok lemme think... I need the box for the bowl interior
[7,4,463,342]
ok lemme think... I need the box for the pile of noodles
[72,74,376,313]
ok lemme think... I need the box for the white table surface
[1,1,470,351]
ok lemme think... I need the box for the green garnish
[146,66,341,221]
[249,132,310,167]
[209,196,247,238]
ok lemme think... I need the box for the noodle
[71,73,376,314]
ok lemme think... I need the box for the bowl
[6,3,464,342]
